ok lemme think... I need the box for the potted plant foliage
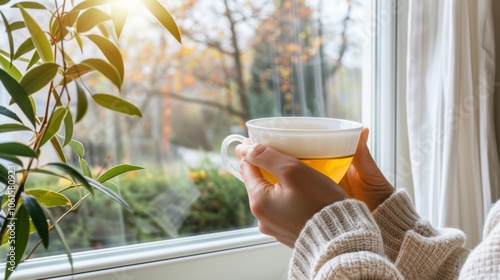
[0,0,181,278]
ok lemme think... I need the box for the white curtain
[406,0,500,248]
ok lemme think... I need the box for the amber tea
[221,117,362,184]
[260,155,354,184]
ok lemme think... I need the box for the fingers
[239,143,299,172]
[351,128,379,177]
[239,160,280,228]
[235,138,252,159]
[238,142,348,247]
[240,144,312,186]
[239,159,272,196]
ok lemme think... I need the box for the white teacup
[221,117,363,184]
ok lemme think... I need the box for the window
[0,0,403,278]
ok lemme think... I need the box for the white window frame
[2,1,409,279]
[365,0,411,194]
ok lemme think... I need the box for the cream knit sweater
[289,191,500,279]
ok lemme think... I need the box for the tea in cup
[220,117,362,184]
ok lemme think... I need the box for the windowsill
[6,228,293,279]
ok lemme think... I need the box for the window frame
[366,0,411,193]
[2,228,292,280]
[0,0,409,278]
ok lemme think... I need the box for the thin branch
[163,91,247,119]
[24,191,92,261]
[179,28,233,56]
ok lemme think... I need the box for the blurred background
[0,0,365,257]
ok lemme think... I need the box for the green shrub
[22,159,254,258]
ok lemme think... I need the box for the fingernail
[237,144,252,157]
[240,147,247,157]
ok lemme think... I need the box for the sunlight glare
[116,0,141,17]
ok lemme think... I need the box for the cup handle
[221,134,246,182]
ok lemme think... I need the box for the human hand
[339,128,394,211]
[236,143,348,248]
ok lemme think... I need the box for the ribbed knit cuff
[290,199,381,279]
[372,190,430,261]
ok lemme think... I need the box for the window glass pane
[0,0,366,259]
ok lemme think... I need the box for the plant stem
[0,2,69,240]
[0,155,35,239]
[23,191,92,261]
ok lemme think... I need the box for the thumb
[351,128,390,183]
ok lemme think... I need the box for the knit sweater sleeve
[289,190,470,280]
[289,197,403,279]
[459,199,500,279]
[372,191,470,279]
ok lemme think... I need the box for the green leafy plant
[0,0,181,278]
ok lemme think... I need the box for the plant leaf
[0,106,22,123]
[19,62,59,95]
[19,6,53,62]
[80,59,121,89]
[20,193,49,249]
[14,37,35,60]
[0,164,8,185]
[74,32,83,53]
[0,221,36,247]
[0,69,36,126]
[63,110,73,147]
[103,181,120,196]
[9,21,25,31]
[76,8,111,33]
[28,95,36,116]
[50,136,67,163]
[0,142,37,158]
[86,34,124,80]
[46,162,93,194]
[61,49,75,66]
[0,11,14,63]
[97,23,109,37]
[92,93,141,117]
[0,0,10,6]
[54,11,79,43]
[0,123,32,133]
[71,0,116,11]
[50,89,63,106]
[0,54,22,80]
[68,139,84,158]
[79,158,92,177]
[86,177,132,212]
[29,168,72,182]
[26,50,40,70]
[63,63,93,85]
[39,107,68,147]
[96,164,143,183]
[111,2,127,38]
[25,189,72,208]
[75,83,88,122]
[43,207,73,273]
[0,155,22,166]
[4,205,30,280]
[140,0,182,44]
[12,1,47,9]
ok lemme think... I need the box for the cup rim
[245,117,363,132]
